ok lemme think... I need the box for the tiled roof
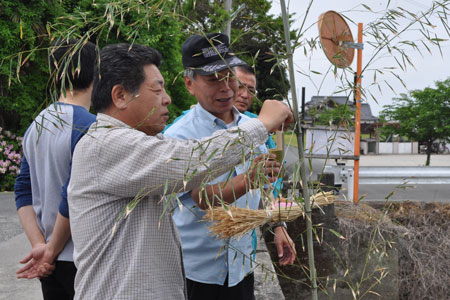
[303,96,378,122]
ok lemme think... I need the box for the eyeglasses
[238,84,256,96]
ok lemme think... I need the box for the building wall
[378,142,418,154]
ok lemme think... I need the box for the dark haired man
[164,33,296,300]
[14,39,97,300]
[234,64,276,149]
[234,64,257,114]
[67,43,292,299]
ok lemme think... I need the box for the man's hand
[244,154,280,189]
[16,243,56,279]
[258,100,294,133]
[274,226,296,266]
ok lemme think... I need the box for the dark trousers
[186,273,255,300]
[39,261,77,300]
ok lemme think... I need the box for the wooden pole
[353,23,363,204]
[275,131,284,151]
[279,1,317,299]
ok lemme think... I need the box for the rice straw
[204,191,335,239]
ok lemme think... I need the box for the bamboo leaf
[329,228,346,240]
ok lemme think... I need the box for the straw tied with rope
[203,191,336,239]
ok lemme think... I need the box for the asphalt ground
[0,193,41,300]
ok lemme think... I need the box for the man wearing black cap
[164,33,296,300]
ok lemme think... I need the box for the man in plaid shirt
[67,43,293,299]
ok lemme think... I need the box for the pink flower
[0,167,7,174]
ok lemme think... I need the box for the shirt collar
[96,113,132,129]
[194,104,242,128]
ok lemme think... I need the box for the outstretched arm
[191,154,280,209]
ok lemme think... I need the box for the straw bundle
[204,192,335,239]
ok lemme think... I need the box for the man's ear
[184,76,195,96]
[111,84,131,110]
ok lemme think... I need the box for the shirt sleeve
[266,135,277,149]
[14,155,33,210]
[80,118,269,199]
[59,107,96,217]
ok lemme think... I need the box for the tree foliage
[309,103,355,128]
[0,0,65,134]
[0,0,193,136]
[379,78,450,165]
[62,0,193,119]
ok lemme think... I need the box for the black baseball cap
[181,33,246,76]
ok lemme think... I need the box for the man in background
[14,40,97,300]
[234,64,276,149]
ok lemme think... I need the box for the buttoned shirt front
[164,104,268,287]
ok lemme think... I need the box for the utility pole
[224,0,232,37]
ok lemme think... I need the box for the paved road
[0,193,41,300]
[283,150,450,203]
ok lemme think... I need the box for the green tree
[1,0,194,134]
[379,78,450,166]
[310,103,354,127]
[0,0,65,134]
[50,0,194,120]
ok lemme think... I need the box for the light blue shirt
[164,104,267,287]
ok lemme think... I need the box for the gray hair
[184,68,196,79]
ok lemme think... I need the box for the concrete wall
[378,142,418,154]
[379,142,393,154]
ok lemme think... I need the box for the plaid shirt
[68,113,267,300]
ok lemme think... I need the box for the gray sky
[269,0,450,116]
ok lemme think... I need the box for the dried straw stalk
[204,192,335,239]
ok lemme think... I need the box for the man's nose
[220,77,234,91]
[240,88,249,99]
[163,90,171,105]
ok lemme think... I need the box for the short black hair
[92,43,162,112]
[49,39,97,91]
[237,63,255,75]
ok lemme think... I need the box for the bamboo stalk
[279,1,318,299]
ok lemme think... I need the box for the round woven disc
[318,11,355,68]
